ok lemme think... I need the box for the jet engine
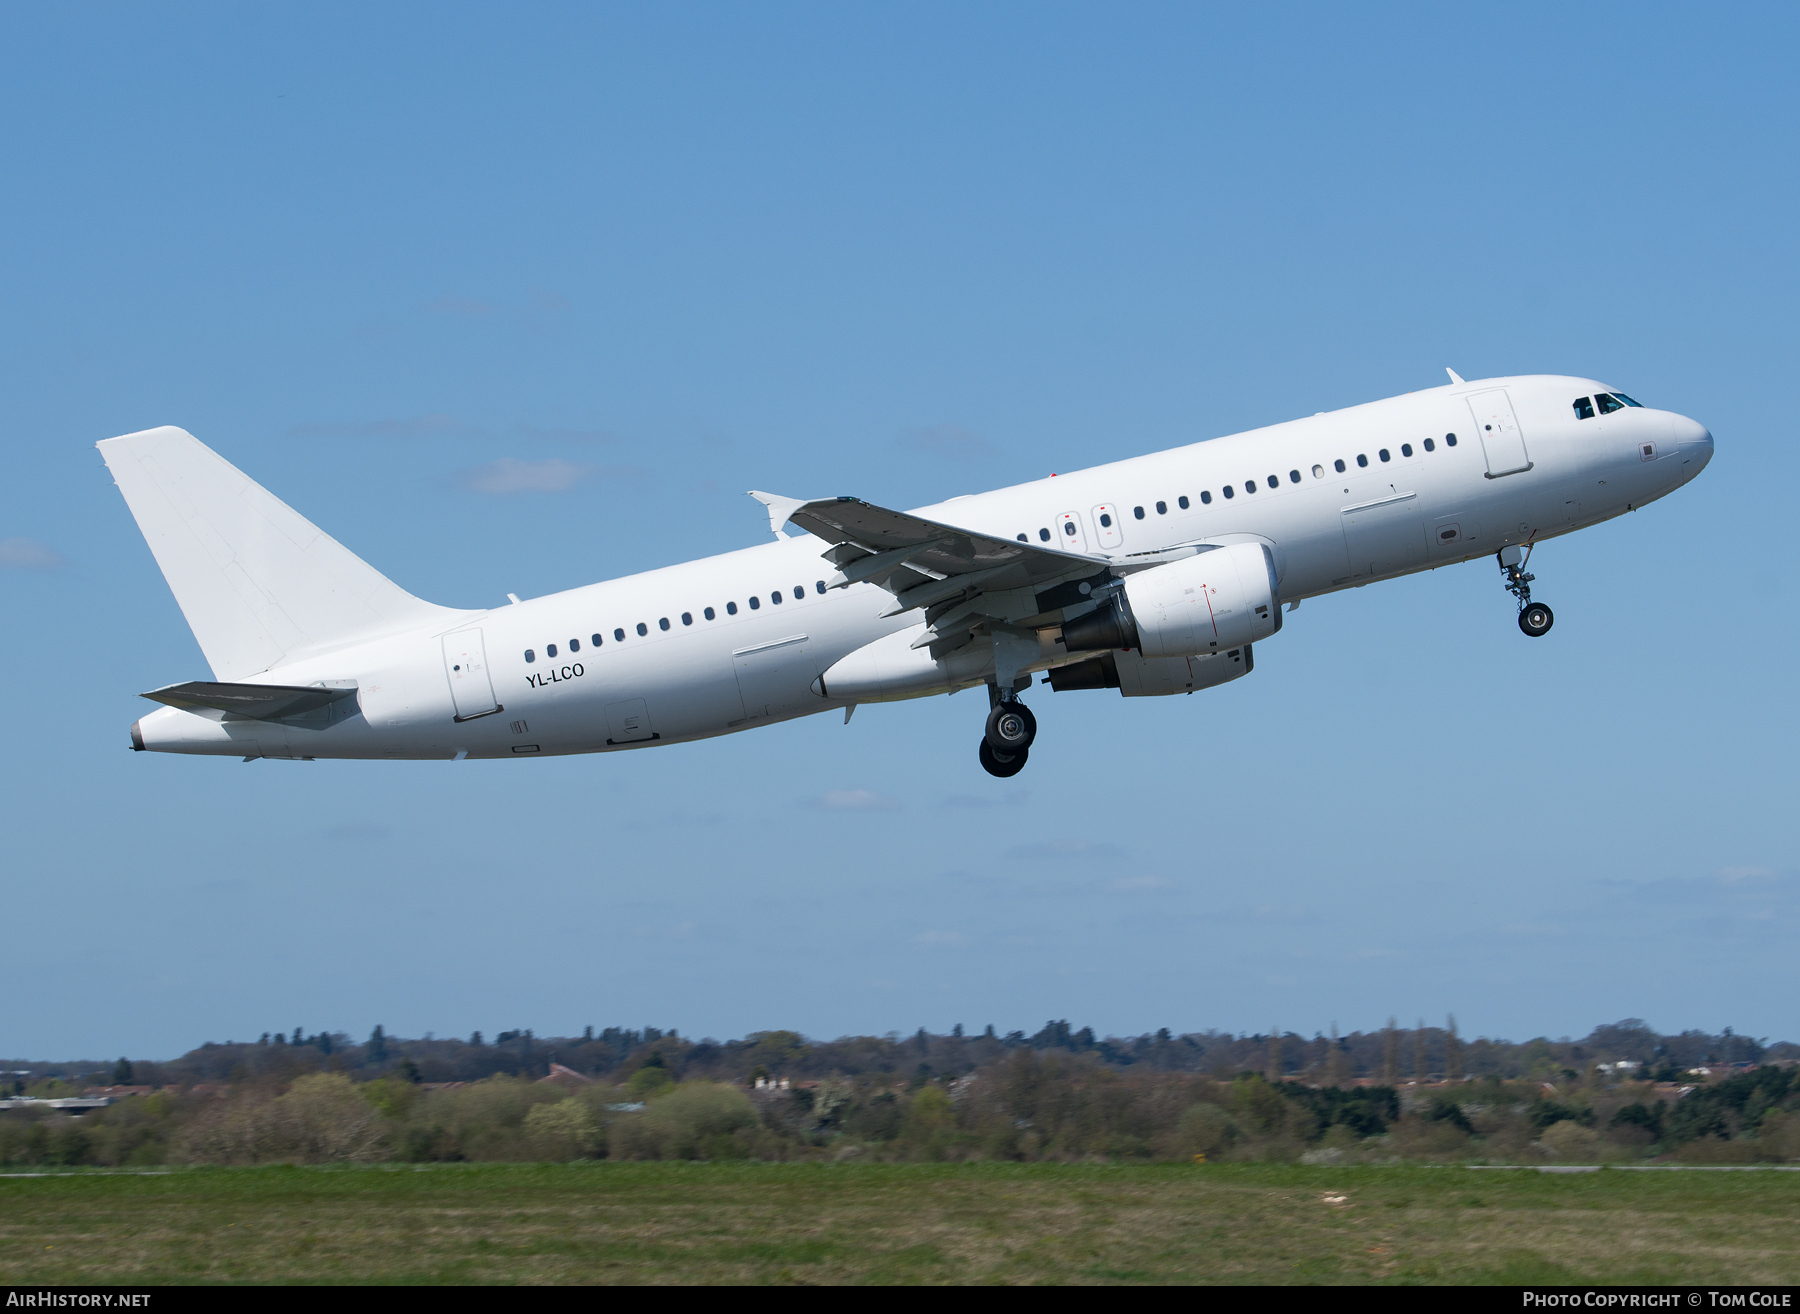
[1047,644,1252,697]
[1060,541,1280,658]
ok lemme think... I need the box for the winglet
[747,490,808,540]
[1446,368,1465,385]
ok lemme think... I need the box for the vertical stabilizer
[99,426,464,679]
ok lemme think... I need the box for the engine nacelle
[1047,645,1253,697]
[1060,541,1280,658]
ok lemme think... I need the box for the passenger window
[1573,396,1595,420]
[1379,449,1390,462]
[1266,475,1278,489]
[1155,500,1167,515]
[1401,444,1412,457]
[1199,491,1210,504]
[1098,511,1113,528]
[816,580,826,594]
[1424,438,1435,452]
[772,591,783,604]
[659,618,670,631]
[681,612,692,626]
[796,584,807,597]
[1244,481,1257,494]
[1595,393,1626,415]
[1133,506,1145,520]
[749,596,760,610]
[524,649,535,663]
[1222,485,1235,499]
[636,623,648,636]
[1445,433,1457,446]
[547,644,557,658]
[614,628,625,642]
[1312,464,1324,478]
[1356,454,1368,468]
[1017,533,1028,541]
[591,633,603,647]
[569,638,580,652]
[1178,495,1190,509]
[726,603,737,616]
[1063,522,1077,536]
[1334,459,1346,472]
[1038,528,1051,541]
[1289,470,1300,483]
[703,608,715,621]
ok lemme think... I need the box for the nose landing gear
[1499,545,1554,637]
[978,688,1037,777]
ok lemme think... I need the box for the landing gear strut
[1499,545,1554,638]
[978,685,1036,777]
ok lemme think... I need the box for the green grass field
[2,1162,1795,1285]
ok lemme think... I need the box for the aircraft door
[1467,389,1532,478]
[605,698,657,744]
[1091,504,1123,549]
[1056,511,1088,553]
[442,630,500,721]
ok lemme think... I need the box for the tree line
[1,1018,1795,1169]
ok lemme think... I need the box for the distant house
[539,1063,593,1090]
[81,1085,155,1099]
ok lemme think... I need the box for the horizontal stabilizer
[142,680,358,722]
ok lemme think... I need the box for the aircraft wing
[788,497,1100,595]
[785,496,1113,658]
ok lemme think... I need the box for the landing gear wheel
[979,739,1029,778]
[1519,602,1554,637]
[985,701,1037,753]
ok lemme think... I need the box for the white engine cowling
[1060,541,1280,658]
[1047,644,1253,697]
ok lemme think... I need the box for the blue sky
[3,4,1795,1059]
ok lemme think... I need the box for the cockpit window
[1614,392,1643,407]
[1595,392,1642,414]
[1573,396,1595,420]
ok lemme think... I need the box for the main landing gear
[978,689,1037,778]
[1499,545,1554,638]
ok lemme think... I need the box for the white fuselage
[131,375,1713,760]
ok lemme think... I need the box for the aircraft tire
[985,702,1037,753]
[979,739,1028,778]
[1519,603,1554,637]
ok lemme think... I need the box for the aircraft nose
[1673,414,1714,473]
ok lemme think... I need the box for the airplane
[103,371,1712,777]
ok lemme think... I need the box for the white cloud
[0,537,65,570]
[426,294,496,317]
[1105,875,1175,893]
[816,789,900,812]
[457,458,599,494]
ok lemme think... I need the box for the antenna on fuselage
[1446,368,1466,385]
